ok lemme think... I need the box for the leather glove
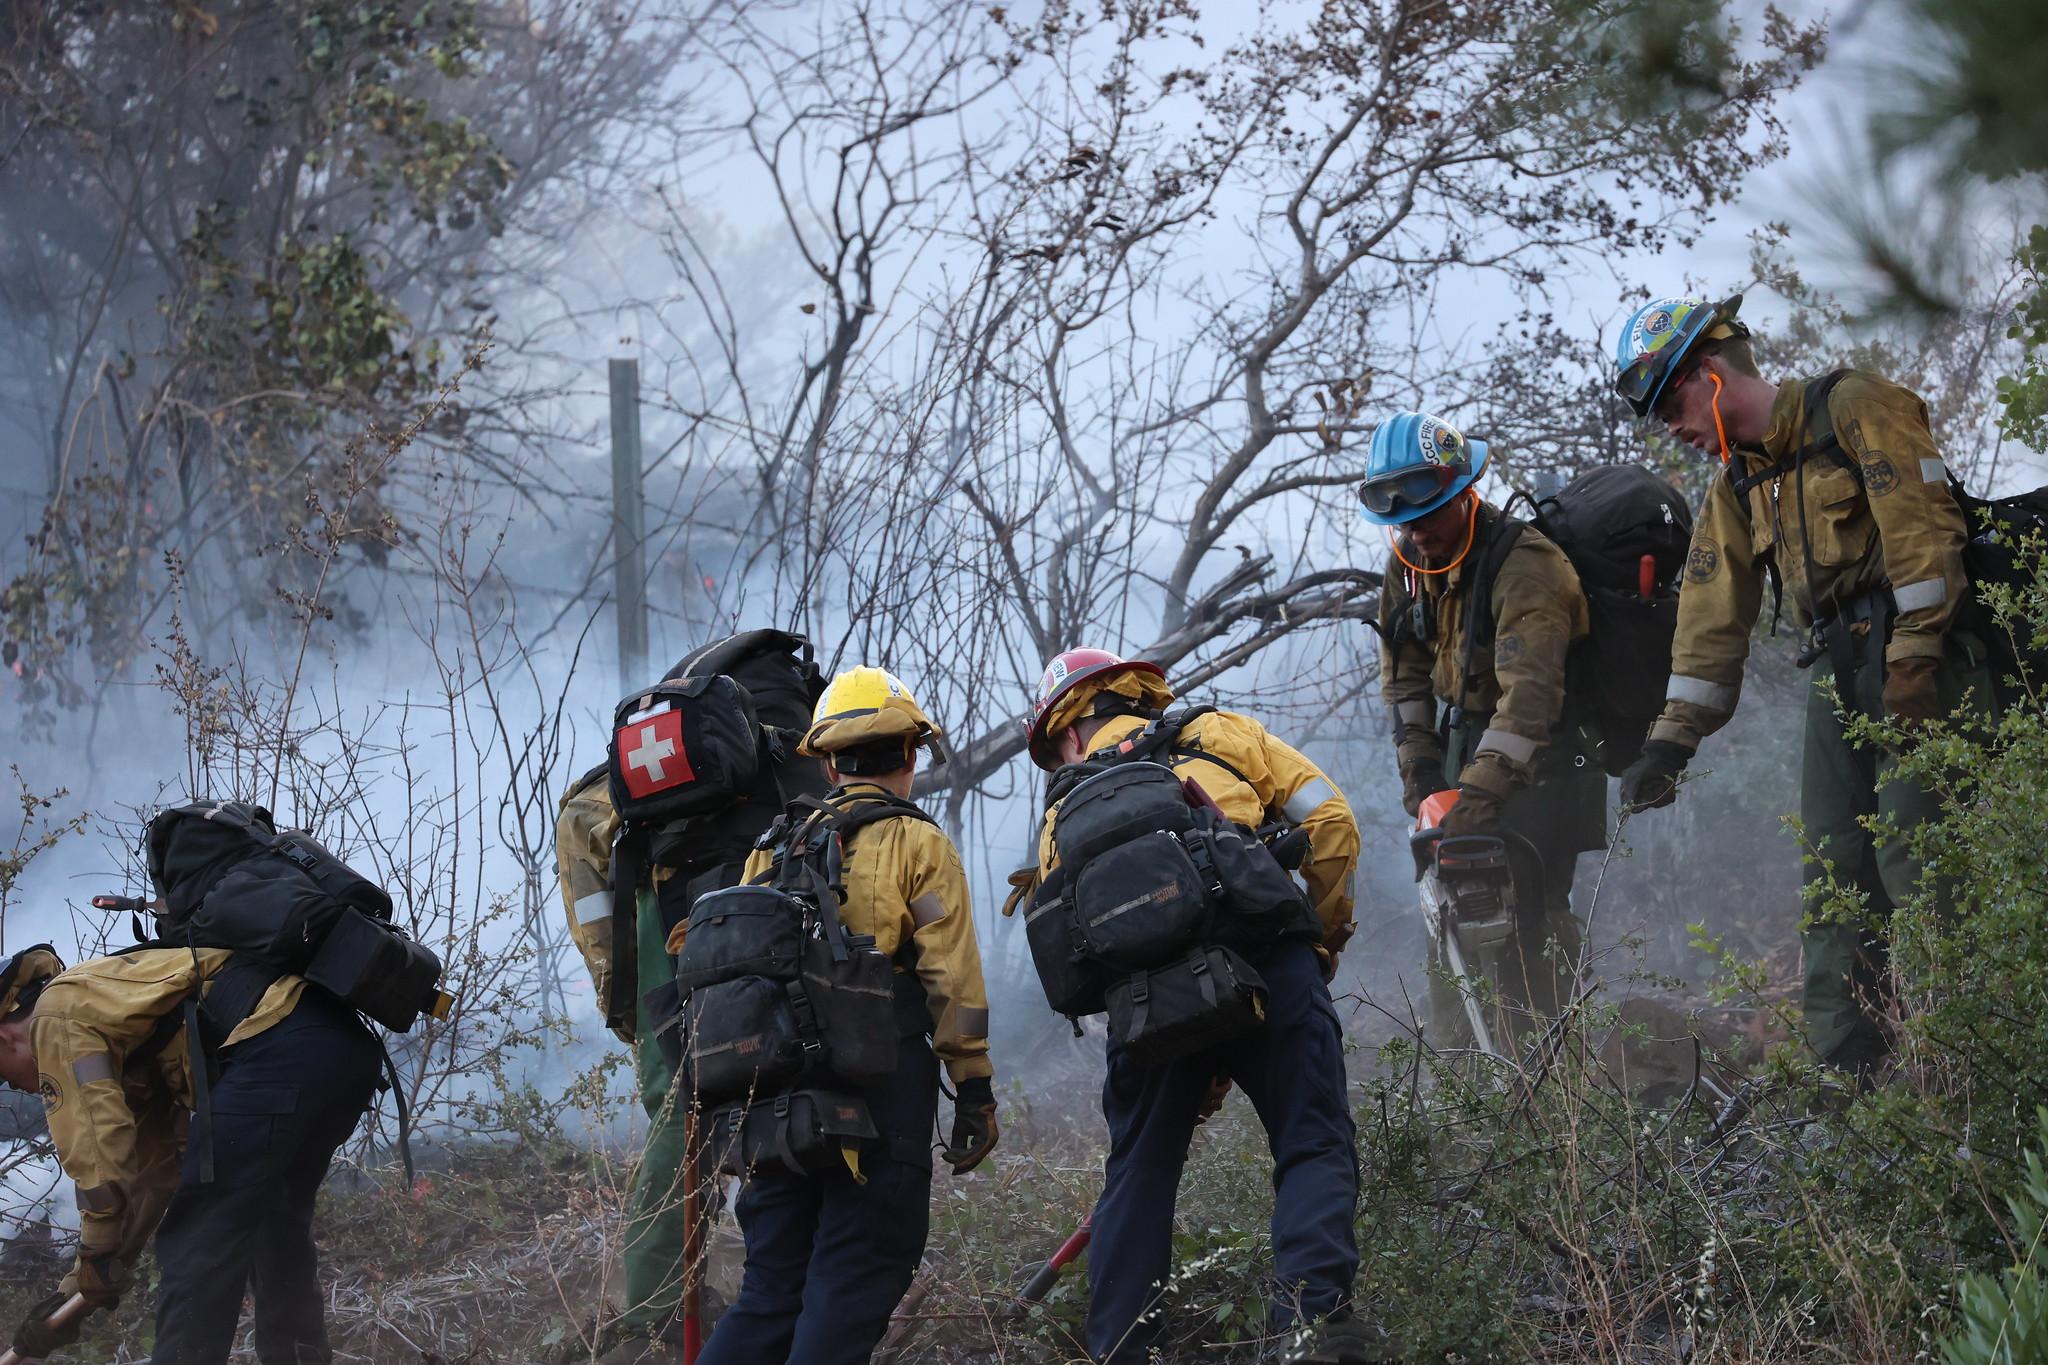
[13,1290,89,1358]
[943,1076,998,1175]
[1399,759,1450,817]
[74,1252,123,1310]
[1882,654,1943,727]
[1439,784,1503,838]
[1619,739,1691,811]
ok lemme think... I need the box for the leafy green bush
[1941,1109,2048,1365]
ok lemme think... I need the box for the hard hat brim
[1356,438,1490,526]
[1024,659,1166,769]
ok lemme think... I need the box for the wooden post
[609,358,649,693]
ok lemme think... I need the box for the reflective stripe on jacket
[1377,504,1589,798]
[1653,371,1967,749]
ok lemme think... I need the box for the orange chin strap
[1708,370,1732,464]
[1388,490,1480,576]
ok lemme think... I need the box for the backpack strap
[1082,704,1282,819]
[1720,369,1859,636]
[1453,507,1529,728]
[126,951,286,1186]
[604,827,650,1032]
[1725,369,1860,498]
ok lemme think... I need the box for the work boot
[1281,1312,1400,1364]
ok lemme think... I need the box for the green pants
[621,889,690,1333]
[1799,634,1988,1067]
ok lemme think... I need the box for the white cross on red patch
[619,709,694,798]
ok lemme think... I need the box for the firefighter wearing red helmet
[1016,648,1375,1364]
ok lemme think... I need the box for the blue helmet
[1356,411,1489,526]
[1612,293,1747,418]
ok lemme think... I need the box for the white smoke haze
[0,0,2034,1199]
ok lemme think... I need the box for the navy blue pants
[1087,941,1359,1364]
[152,988,381,1364]
[699,1040,939,1365]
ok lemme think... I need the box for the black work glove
[944,1076,999,1175]
[1399,759,1451,818]
[13,1291,88,1358]
[1439,785,1504,838]
[1619,739,1691,811]
[1882,655,1942,727]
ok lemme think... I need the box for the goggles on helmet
[1614,295,1747,419]
[1357,463,1461,518]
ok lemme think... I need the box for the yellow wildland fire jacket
[31,949,303,1295]
[1653,371,1968,750]
[1377,502,1590,798]
[1030,709,1361,955]
[721,784,994,1086]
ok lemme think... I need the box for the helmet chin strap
[1708,370,1732,465]
[1389,489,1479,576]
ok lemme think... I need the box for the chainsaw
[1410,789,1515,1057]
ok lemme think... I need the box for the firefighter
[1360,409,1606,1047]
[1021,650,1373,1364]
[0,942,380,1363]
[691,666,997,1365]
[1612,293,1989,1072]
[556,770,696,1365]
[556,631,828,1363]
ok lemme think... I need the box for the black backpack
[1729,369,2048,706]
[1459,469,1693,775]
[682,794,935,1177]
[143,801,447,1033]
[602,631,833,1034]
[1023,708,1314,1019]
[133,800,448,1181]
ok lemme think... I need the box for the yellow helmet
[800,666,944,760]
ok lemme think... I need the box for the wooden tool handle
[0,1291,90,1365]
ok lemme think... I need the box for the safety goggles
[1614,295,1746,418]
[1357,463,1460,517]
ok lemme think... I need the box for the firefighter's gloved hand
[1882,655,1943,727]
[1440,785,1502,838]
[13,1291,88,1357]
[1399,760,1450,817]
[944,1076,999,1175]
[1619,740,1690,811]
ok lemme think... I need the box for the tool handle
[0,1292,89,1364]
[1638,553,1656,602]
[1014,1217,1094,1305]
[1016,1259,1063,1304]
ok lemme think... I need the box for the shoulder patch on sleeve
[1685,542,1721,584]
[37,1074,61,1114]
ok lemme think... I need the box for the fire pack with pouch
[679,791,940,1178]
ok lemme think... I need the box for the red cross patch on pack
[607,674,766,823]
[617,706,696,799]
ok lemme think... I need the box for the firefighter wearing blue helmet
[1612,292,1989,1074]
[1362,412,1605,1048]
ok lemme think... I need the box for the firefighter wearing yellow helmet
[693,665,997,1365]
[798,665,946,768]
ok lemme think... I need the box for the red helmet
[1023,648,1166,770]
